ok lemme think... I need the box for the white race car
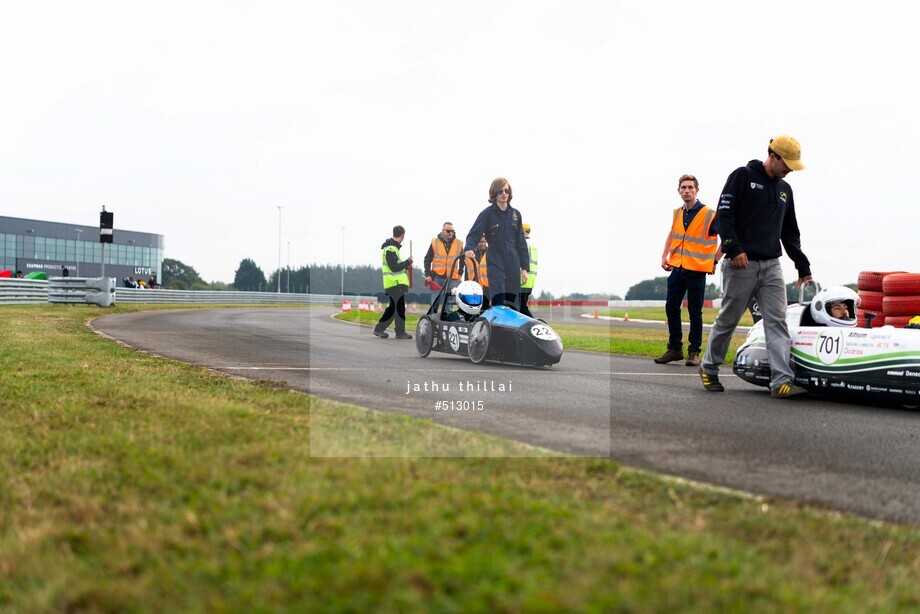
[733,284,920,408]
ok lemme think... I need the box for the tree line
[161,258,623,300]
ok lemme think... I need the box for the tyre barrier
[882,294,920,317]
[882,273,920,296]
[857,270,906,292]
[884,315,914,328]
[857,290,884,312]
[856,309,885,328]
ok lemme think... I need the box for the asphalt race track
[93,307,920,524]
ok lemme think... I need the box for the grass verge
[3,304,919,611]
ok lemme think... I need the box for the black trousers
[519,290,533,318]
[376,288,407,333]
[665,267,707,353]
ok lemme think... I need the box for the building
[0,215,164,281]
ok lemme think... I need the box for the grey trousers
[702,258,794,389]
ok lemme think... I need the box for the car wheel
[882,273,920,296]
[882,295,920,317]
[415,316,434,357]
[468,317,491,364]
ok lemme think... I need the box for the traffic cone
[594,309,599,318]
[342,299,351,312]
[411,302,418,313]
[624,311,629,321]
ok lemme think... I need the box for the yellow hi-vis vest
[521,240,537,290]
[478,252,489,288]
[667,205,718,272]
[382,244,410,289]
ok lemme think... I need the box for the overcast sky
[2,1,917,296]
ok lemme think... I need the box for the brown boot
[685,351,701,367]
[653,347,684,364]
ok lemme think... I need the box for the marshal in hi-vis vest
[381,244,410,289]
[478,252,489,288]
[667,206,718,272]
[521,241,538,289]
[431,237,475,281]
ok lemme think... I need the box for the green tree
[234,259,267,291]
[162,258,206,289]
[625,277,669,300]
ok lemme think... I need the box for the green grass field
[600,306,756,327]
[2,304,919,611]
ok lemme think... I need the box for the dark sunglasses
[442,229,455,234]
[497,188,511,195]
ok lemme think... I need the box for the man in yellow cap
[518,223,538,317]
[699,135,813,399]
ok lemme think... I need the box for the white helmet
[452,280,483,316]
[811,286,860,327]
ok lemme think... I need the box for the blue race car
[415,256,563,366]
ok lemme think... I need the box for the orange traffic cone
[342,299,351,312]
[624,311,629,321]
[594,309,599,318]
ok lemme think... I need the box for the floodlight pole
[277,206,283,293]
[74,229,82,276]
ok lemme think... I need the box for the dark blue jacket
[465,203,530,292]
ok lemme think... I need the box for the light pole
[74,229,83,277]
[340,227,345,296]
[276,206,283,293]
[286,241,291,294]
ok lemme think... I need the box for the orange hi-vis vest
[478,252,489,288]
[430,238,475,280]
[430,237,462,276]
[667,205,718,272]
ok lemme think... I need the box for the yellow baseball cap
[523,223,531,232]
[770,135,805,171]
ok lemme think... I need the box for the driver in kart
[446,280,484,322]
[810,286,859,327]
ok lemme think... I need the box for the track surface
[93,307,920,524]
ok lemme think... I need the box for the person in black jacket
[464,177,529,312]
[373,225,414,339]
[699,135,813,398]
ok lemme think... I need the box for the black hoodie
[380,238,412,273]
[716,159,810,277]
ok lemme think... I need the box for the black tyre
[468,318,492,364]
[415,316,434,357]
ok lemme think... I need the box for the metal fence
[0,278,695,309]
[0,278,376,306]
[0,278,49,305]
